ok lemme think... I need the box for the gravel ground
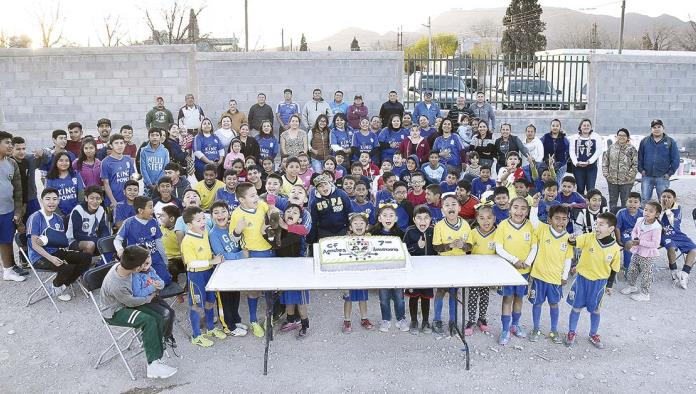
[2,177,696,393]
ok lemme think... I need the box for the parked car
[489,76,569,110]
[404,72,478,110]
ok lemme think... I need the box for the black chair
[96,235,119,266]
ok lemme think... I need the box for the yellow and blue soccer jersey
[229,200,272,251]
[433,217,471,256]
[531,223,573,285]
[494,218,536,274]
[575,233,621,281]
[193,179,225,210]
[161,225,181,260]
[468,227,497,255]
[181,230,213,268]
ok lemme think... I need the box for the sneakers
[498,330,510,345]
[548,331,563,344]
[620,286,639,295]
[297,319,309,339]
[421,321,432,334]
[409,320,419,335]
[236,322,249,331]
[224,326,247,336]
[448,321,457,337]
[671,269,680,281]
[250,322,265,338]
[630,293,650,302]
[360,318,375,331]
[3,268,26,282]
[432,320,444,335]
[379,320,391,332]
[52,285,71,301]
[510,324,527,338]
[280,320,301,332]
[205,327,227,340]
[343,320,352,334]
[676,271,689,290]
[588,334,605,349]
[529,329,543,342]
[12,265,29,276]
[564,332,577,348]
[191,335,213,348]
[397,319,410,332]
[146,359,177,379]
[464,321,475,337]
[477,318,490,333]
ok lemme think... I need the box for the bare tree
[144,1,205,44]
[680,19,696,51]
[36,3,65,47]
[640,24,676,50]
[98,14,124,47]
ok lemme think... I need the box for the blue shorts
[280,290,310,305]
[249,249,276,258]
[566,274,606,312]
[499,273,529,297]
[344,290,369,302]
[0,211,15,244]
[662,233,696,254]
[528,278,563,305]
[188,269,216,308]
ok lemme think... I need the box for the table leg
[263,291,276,375]
[460,287,470,370]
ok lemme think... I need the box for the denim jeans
[641,175,670,202]
[573,163,597,195]
[607,183,634,212]
[310,158,324,173]
[378,289,405,321]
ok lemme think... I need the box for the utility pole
[591,22,598,51]
[244,0,249,52]
[281,28,284,51]
[618,0,626,54]
[421,17,432,58]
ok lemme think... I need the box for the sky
[0,0,693,49]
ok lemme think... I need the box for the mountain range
[309,7,692,51]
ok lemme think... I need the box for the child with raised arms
[463,205,497,336]
[403,205,435,334]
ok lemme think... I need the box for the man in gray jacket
[302,88,333,129]
[469,91,496,130]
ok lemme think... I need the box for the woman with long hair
[72,138,101,188]
[568,118,602,195]
[46,151,84,218]
[308,114,332,172]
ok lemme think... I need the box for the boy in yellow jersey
[565,212,621,349]
[463,205,497,336]
[528,201,573,344]
[180,206,226,347]
[159,205,184,285]
[432,194,472,336]
[230,182,277,338]
[494,197,538,345]
[192,163,224,210]
[280,157,303,197]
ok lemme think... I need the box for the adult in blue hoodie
[638,119,680,201]
[308,174,353,243]
[379,114,407,163]
[412,92,441,126]
[139,128,170,195]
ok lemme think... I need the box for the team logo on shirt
[606,254,614,263]
[82,220,90,232]
[72,178,78,185]
[524,232,531,241]
[150,227,157,236]
[560,243,568,252]
[54,223,61,230]
[506,235,512,240]
[487,241,495,250]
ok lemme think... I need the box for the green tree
[501,0,546,58]
[404,34,458,57]
[299,33,308,51]
[351,36,360,51]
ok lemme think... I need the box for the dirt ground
[2,177,696,394]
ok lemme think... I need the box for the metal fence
[403,54,589,112]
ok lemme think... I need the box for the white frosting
[317,236,407,272]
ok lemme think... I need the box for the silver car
[491,77,569,110]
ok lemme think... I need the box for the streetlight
[422,16,432,59]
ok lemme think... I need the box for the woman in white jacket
[568,119,602,196]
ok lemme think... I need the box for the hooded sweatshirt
[308,184,353,242]
[139,143,170,188]
[302,99,333,129]
[145,106,174,130]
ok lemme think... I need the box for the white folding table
[207,255,527,374]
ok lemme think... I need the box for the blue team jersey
[439,181,457,194]
[330,127,354,153]
[114,201,135,224]
[351,200,376,226]
[616,208,643,241]
[351,131,379,161]
[432,135,463,167]
[471,177,496,199]
[45,173,84,216]
[661,204,686,237]
[100,155,134,203]
[493,205,510,224]
[39,150,76,175]
[427,204,444,223]
[193,133,224,170]
[209,225,244,260]
[117,217,164,263]
[378,128,407,162]
[375,189,393,205]
[257,136,280,160]
[215,188,239,211]
[537,199,562,224]
[419,127,436,140]
[26,211,65,263]
[396,204,411,231]
[276,102,300,125]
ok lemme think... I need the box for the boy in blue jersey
[37,129,76,180]
[439,171,459,194]
[391,152,406,176]
[101,134,135,209]
[660,189,696,289]
[425,184,444,224]
[66,186,111,256]
[27,188,91,300]
[565,212,621,349]
[375,171,397,204]
[615,192,643,276]
[557,175,588,233]
[351,180,376,226]
[139,128,170,197]
[115,196,172,285]
[535,180,561,224]
[492,186,510,224]
[422,151,447,185]
[114,180,139,230]
[471,166,496,199]
[215,169,240,211]
[391,181,415,232]
[208,200,248,337]
[174,189,213,244]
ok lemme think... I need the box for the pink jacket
[629,217,662,257]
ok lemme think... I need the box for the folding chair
[16,233,66,314]
[81,263,142,380]
[96,235,118,266]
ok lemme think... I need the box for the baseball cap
[97,118,111,127]
[424,91,433,96]
[313,174,332,187]
[650,119,663,127]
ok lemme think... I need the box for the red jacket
[347,104,369,129]
[459,195,480,221]
[399,137,430,165]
